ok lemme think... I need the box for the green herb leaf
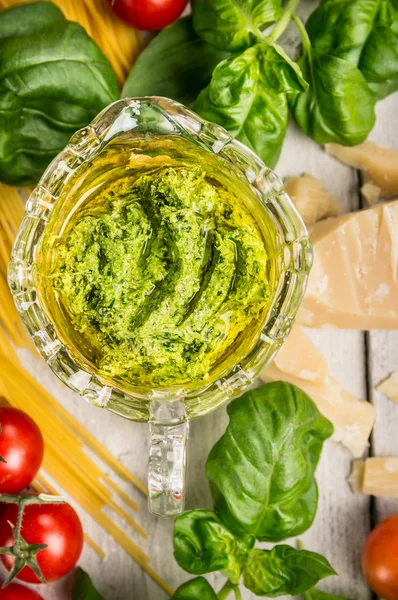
[192,0,283,51]
[305,0,381,64]
[358,25,398,99]
[122,16,229,107]
[303,588,353,600]
[289,50,375,146]
[171,577,218,599]
[205,382,333,541]
[195,44,307,167]
[174,510,254,583]
[0,2,118,185]
[242,546,336,597]
[0,1,65,38]
[72,568,104,600]
[305,0,398,100]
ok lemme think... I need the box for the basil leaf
[306,0,398,100]
[171,577,218,600]
[174,510,254,583]
[122,16,229,107]
[304,588,353,600]
[195,44,307,168]
[192,0,283,51]
[72,568,104,600]
[260,479,319,541]
[205,382,333,541]
[359,25,398,98]
[242,546,336,597]
[0,2,65,38]
[0,2,118,186]
[306,0,381,64]
[290,50,375,146]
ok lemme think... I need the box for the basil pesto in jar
[39,139,276,389]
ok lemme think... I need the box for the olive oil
[37,135,280,393]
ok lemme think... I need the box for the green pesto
[51,167,270,386]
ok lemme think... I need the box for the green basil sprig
[192,0,283,52]
[123,0,398,169]
[206,381,333,541]
[289,15,376,145]
[122,17,229,106]
[195,43,307,167]
[172,383,336,599]
[0,2,118,185]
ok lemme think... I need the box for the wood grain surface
[7,2,398,598]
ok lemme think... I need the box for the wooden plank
[367,331,398,523]
[364,92,398,526]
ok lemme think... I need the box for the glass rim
[8,96,312,421]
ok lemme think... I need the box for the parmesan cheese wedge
[285,173,341,224]
[261,327,375,457]
[376,371,398,404]
[297,200,398,329]
[326,142,398,198]
[349,458,398,499]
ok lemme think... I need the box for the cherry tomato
[362,514,398,600]
[0,502,84,584]
[0,582,43,599]
[107,0,189,30]
[0,408,44,494]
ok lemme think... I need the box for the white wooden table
[12,3,398,597]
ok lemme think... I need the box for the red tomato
[0,582,43,599]
[362,515,398,600]
[107,0,189,30]
[0,502,83,584]
[0,408,44,494]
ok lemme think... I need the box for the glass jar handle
[148,398,189,518]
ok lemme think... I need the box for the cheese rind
[285,173,341,224]
[297,201,398,329]
[326,142,398,198]
[261,327,375,457]
[349,457,398,499]
[376,371,398,404]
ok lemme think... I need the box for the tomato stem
[14,498,25,553]
[0,493,65,506]
[0,493,65,587]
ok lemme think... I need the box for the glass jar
[8,97,312,518]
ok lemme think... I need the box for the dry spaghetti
[0,183,173,596]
